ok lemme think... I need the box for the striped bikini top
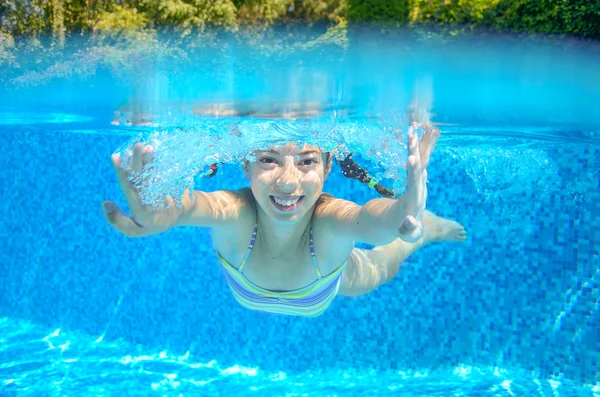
[218,224,347,317]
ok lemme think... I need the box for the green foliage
[141,0,238,33]
[409,0,500,25]
[3,0,598,90]
[0,32,17,80]
[63,0,123,33]
[291,0,347,23]
[405,0,600,38]
[296,16,348,48]
[347,0,409,25]
[1,0,52,36]
[93,5,150,40]
[236,0,290,25]
[485,0,600,38]
[1,0,598,55]
[52,0,66,47]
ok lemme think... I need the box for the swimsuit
[218,224,347,317]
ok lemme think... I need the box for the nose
[276,160,299,191]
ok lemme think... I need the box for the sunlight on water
[0,318,597,396]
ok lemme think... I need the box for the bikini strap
[309,226,323,279]
[238,224,258,272]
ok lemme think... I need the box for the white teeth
[273,197,300,206]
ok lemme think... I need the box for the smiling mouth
[270,196,304,212]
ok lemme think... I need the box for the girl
[102,127,465,316]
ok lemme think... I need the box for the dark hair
[336,154,395,198]
[207,154,394,198]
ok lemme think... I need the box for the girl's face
[246,143,331,224]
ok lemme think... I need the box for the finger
[102,201,145,237]
[408,132,421,162]
[407,155,425,211]
[406,155,422,192]
[140,145,154,177]
[111,153,145,214]
[130,142,144,173]
[406,154,417,192]
[141,144,154,168]
[408,132,423,173]
[165,195,176,209]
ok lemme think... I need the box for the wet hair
[207,153,394,198]
[336,154,395,198]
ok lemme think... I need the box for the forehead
[260,143,322,156]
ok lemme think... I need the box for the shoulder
[185,187,256,227]
[312,192,362,244]
[221,187,256,223]
[236,187,255,207]
[211,188,256,264]
[310,193,357,272]
[210,187,256,257]
[314,192,362,222]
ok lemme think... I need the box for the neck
[255,204,314,255]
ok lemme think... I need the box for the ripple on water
[0,317,597,396]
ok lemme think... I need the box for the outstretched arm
[317,131,428,246]
[102,142,252,237]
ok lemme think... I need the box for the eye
[299,158,318,166]
[259,157,277,164]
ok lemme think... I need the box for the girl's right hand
[102,143,186,237]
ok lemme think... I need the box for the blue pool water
[1,32,599,396]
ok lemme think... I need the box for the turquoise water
[1,32,599,396]
[1,319,594,396]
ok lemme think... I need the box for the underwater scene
[1,27,599,396]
